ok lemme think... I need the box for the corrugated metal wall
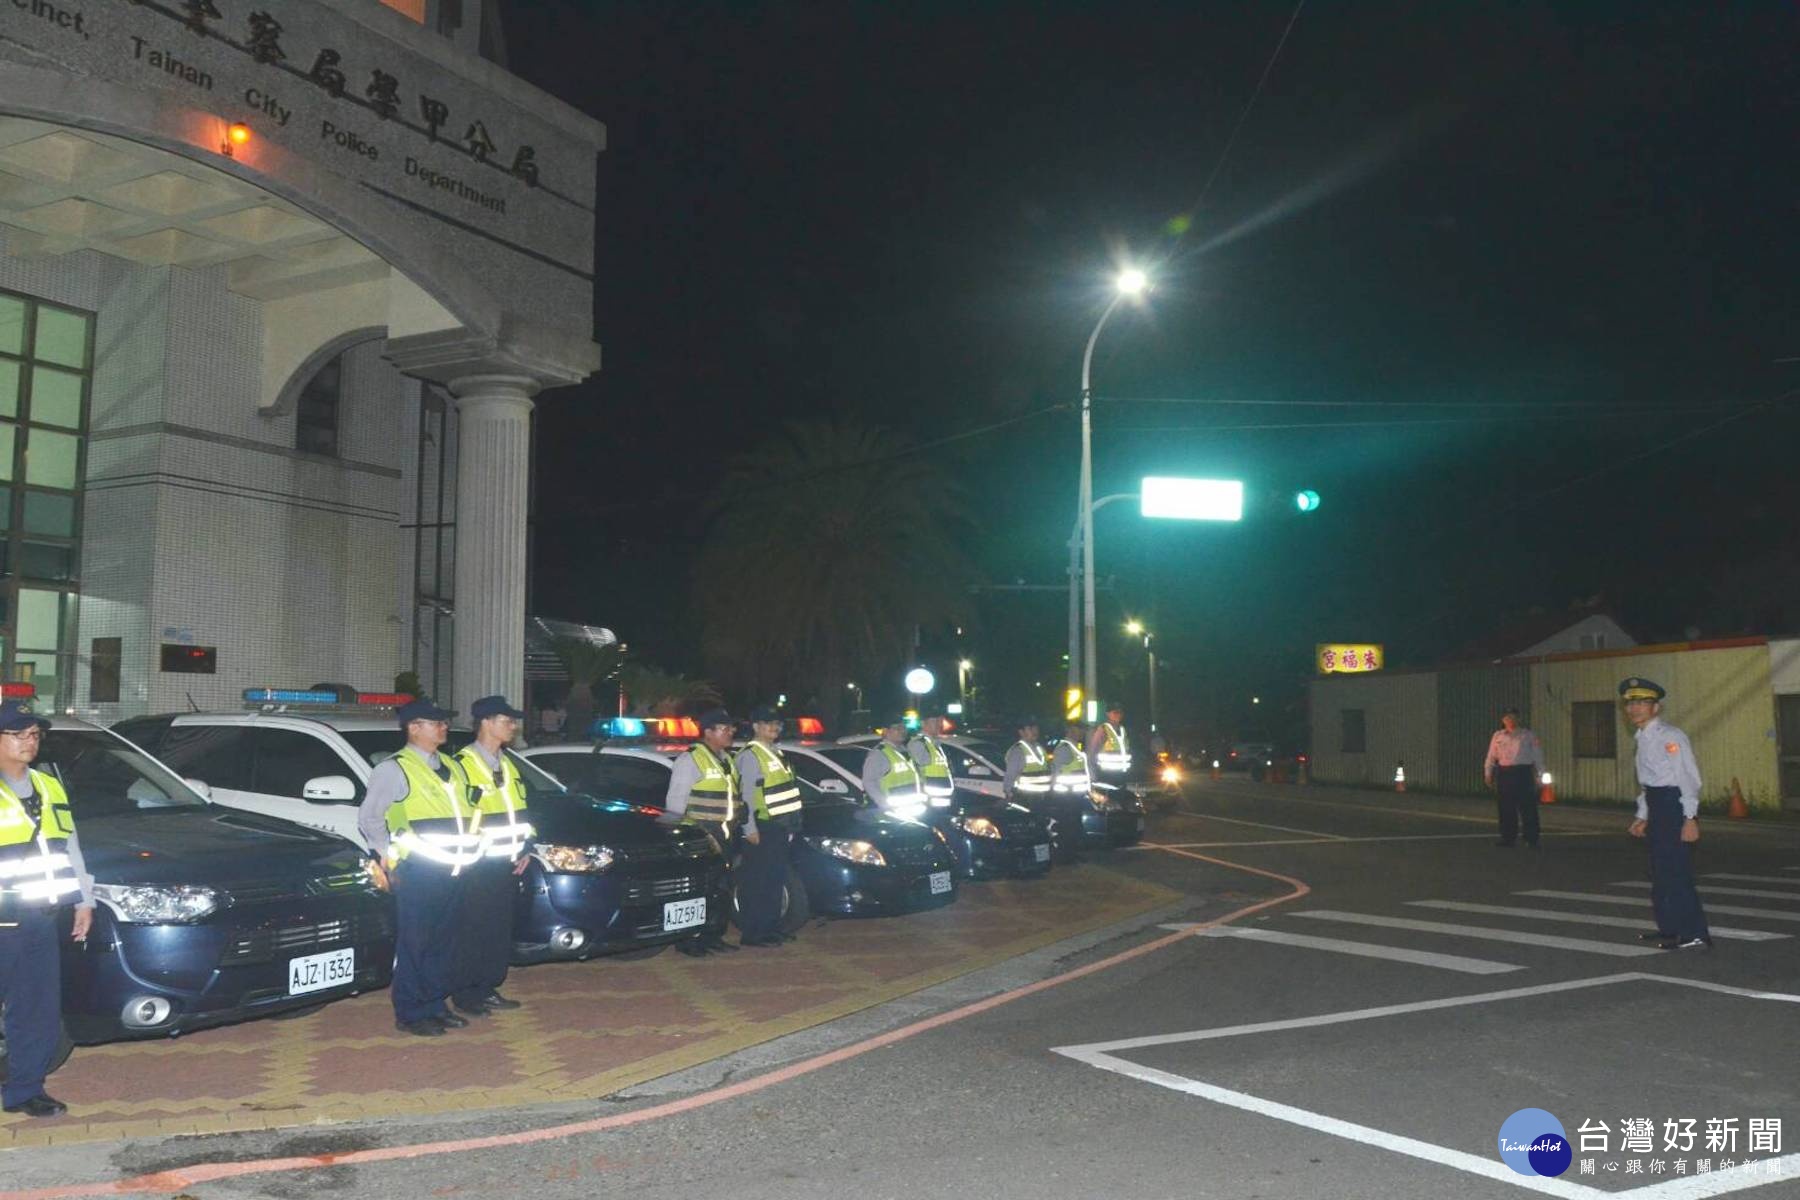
[1530,646,1778,809]
[1309,671,1438,788]
[1436,664,1531,794]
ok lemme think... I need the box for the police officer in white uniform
[1621,678,1711,950]
[862,716,927,814]
[1483,707,1545,848]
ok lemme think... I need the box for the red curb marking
[1,844,1307,1199]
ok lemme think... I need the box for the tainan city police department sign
[1317,644,1384,675]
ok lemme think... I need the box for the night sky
[503,1,1799,739]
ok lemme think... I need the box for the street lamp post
[957,659,972,707]
[1071,268,1149,706]
[1125,620,1159,734]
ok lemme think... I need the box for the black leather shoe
[1668,937,1713,952]
[396,1017,446,1037]
[3,1094,67,1118]
[705,937,740,953]
[676,939,710,957]
[483,993,523,1010]
[1637,931,1673,942]
[741,935,783,947]
[435,1011,471,1029]
[451,998,493,1017]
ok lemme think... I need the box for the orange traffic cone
[1394,761,1406,793]
[1728,777,1749,820]
[1211,759,1222,781]
[1538,770,1556,805]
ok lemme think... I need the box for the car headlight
[1160,765,1182,784]
[809,837,887,867]
[955,815,1003,839]
[93,884,218,924]
[533,844,617,874]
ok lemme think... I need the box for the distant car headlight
[1160,764,1182,785]
[93,884,218,924]
[534,844,617,874]
[955,815,1003,839]
[809,837,887,867]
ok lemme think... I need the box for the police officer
[1483,707,1545,848]
[1620,678,1711,951]
[734,706,804,947]
[1051,721,1093,797]
[357,698,483,1036]
[662,709,742,956]
[1087,702,1133,785]
[1004,717,1052,801]
[0,700,91,1118]
[908,710,957,809]
[451,696,534,1016]
[862,717,927,813]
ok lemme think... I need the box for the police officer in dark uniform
[734,706,804,947]
[662,709,743,957]
[0,700,92,1117]
[1620,678,1712,951]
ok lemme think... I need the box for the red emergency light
[356,693,413,706]
[0,683,36,698]
[653,716,700,739]
[795,716,825,736]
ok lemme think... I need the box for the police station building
[0,0,601,717]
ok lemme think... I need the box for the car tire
[731,865,812,934]
[0,1021,73,1083]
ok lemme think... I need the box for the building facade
[0,0,601,718]
[1310,637,1799,813]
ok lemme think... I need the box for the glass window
[21,491,74,537]
[252,728,363,801]
[294,353,342,458]
[1572,702,1618,759]
[147,723,253,791]
[14,650,57,703]
[0,422,14,482]
[583,756,672,809]
[32,306,88,369]
[24,428,77,488]
[16,587,61,650]
[29,367,82,428]
[0,361,18,419]
[36,729,207,817]
[90,636,121,703]
[0,295,23,356]
[18,541,74,582]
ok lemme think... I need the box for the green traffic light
[1295,489,1321,513]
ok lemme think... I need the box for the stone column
[447,373,538,710]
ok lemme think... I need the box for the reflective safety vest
[1011,741,1051,794]
[743,741,803,821]
[1095,723,1133,774]
[384,750,484,869]
[0,770,82,909]
[874,742,925,808]
[908,735,955,804]
[1051,741,1092,793]
[456,746,534,861]
[683,744,738,825]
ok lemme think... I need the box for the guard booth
[0,0,603,718]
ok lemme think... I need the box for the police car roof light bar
[0,682,37,698]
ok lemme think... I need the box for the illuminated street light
[1141,476,1244,522]
[1123,620,1159,733]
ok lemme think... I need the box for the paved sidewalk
[1,865,1178,1148]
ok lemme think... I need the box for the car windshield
[961,740,1005,764]
[816,746,868,775]
[337,731,569,799]
[781,752,863,809]
[35,728,208,817]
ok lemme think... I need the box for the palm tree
[552,636,623,741]
[617,665,721,717]
[695,419,971,700]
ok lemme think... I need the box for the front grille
[219,908,395,965]
[225,870,371,907]
[886,842,943,870]
[622,874,701,904]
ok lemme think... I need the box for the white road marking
[1137,832,1606,850]
[1519,889,1800,923]
[1191,923,1524,974]
[1407,899,1788,941]
[1053,974,1800,1198]
[1163,810,1351,839]
[1702,873,1800,886]
[1289,910,1664,956]
[1612,881,1800,902]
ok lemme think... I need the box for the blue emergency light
[243,688,339,704]
[604,716,646,737]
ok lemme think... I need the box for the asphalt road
[9,781,1800,1200]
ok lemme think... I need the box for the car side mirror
[184,778,212,800]
[303,775,357,803]
[815,778,848,794]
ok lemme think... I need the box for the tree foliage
[618,665,722,716]
[695,419,971,700]
[552,636,623,738]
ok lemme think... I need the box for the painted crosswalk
[1610,880,1800,902]
[1286,910,1665,956]
[1405,899,1788,941]
[1194,925,1523,974]
[1702,873,1800,886]
[1517,888,1800,923]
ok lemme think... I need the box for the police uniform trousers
[735,819,793,942]
[0,906,64,1106]
[450,857,518,1009]
[391,860,465,1024]
[1494,764,1540,846]
[1645,786,1710,942]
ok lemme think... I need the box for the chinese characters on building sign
[1574,1116,1783,1179]
[1316,644,1383,675]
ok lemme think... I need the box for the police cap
[1618,677,1666,702]
[749,705,783,724]
[0,700,50,735]
[696,708,735,731]
[469,695,525,722]
[396,697,455,729]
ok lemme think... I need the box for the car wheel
[0,1021,73,1082]
[731,866,812,934]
